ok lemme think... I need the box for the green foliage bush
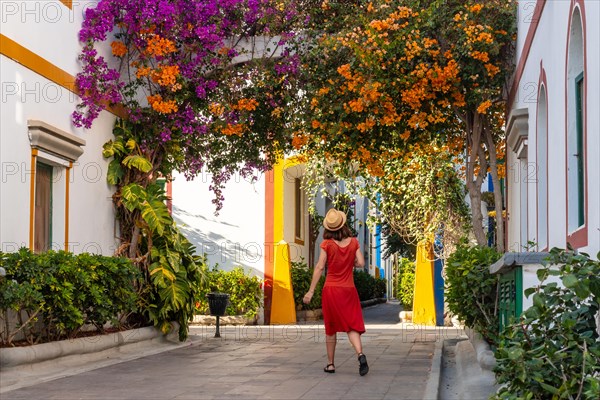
[492,248,600,399]
[353,270,375,301]
[445,242,501,344]
[0,248,140,346]
[354,270,387,301]
[374,276,387,299]
[195,267,262,318]
[291,260,325,310]
[395,258,415,310]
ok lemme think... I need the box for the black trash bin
[206,292,229,337]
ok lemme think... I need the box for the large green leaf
[141,199,171,235]
[121,184,146,211]
[149,263,176,286]
[562,274,578,288]
[125,138,137,151]
[107,159,124,185]
[102,139,125,158]
[159,277,190,309]
[122,155,152,173]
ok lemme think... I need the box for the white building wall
[509,0,599,255]
[1,1,118,255]
[171,171,266,276]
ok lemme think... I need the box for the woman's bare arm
[303,249,327,303]
[354,246,365,268]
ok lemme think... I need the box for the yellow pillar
[412,239,436,326]
[270,240,297,324]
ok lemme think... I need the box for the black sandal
[324,363,335,373]
[358,353,369,376]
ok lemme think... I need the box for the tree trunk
[466,176,487,246]
[484,122,505,253]
[465,114,488,246]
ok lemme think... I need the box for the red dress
[320,238,366,336]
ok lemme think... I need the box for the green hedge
[395,258,415,310]
[195,267,262,318]
[0,248,140,346]
[354,270,386,301]
[492,248,600,399]
[291,260,325,310]
[445,242,501,345]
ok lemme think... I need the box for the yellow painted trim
[29,149,38,251]
[1,34,77,92]
[273,158,284,243]
[0,34,127,118]
[60,0,73,9]
[65,162,72,251]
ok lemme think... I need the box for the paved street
[1,302,464,400]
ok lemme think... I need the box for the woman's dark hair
[323,225,353,241]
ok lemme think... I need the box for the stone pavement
[1,302,466,400]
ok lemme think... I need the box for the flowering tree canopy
[294,0,515,250]
[74,0,305,209]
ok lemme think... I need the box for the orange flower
[111,41,127,57]
[470,4,483,13]
[147,94,178,114]
[348,99,365,113]
[470,51,490,63]
[233,98,259,112]
[292,133,308,149]
[476,32,494,44]
[221,123,245,136]
[209,102,225,117]
[356,118,375,132]
[151,65,180,87]
[136,66,152,78]
[452,92,466,107]
[477,100,492,114]
[370,19,390,31]
[337,64,352,80]
[146,35,176,57]
[484,63,500,77]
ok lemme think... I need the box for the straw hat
[323,208,347,231]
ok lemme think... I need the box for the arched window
[536,84,548,250]
[566,7,585,235]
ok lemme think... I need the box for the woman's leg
[347,330,363,355]
[348,330,369,376]
[326,333,337,365]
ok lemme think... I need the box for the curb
[360,297,388,308]
[0,325,178,369]
[464,327,496,370]
[191,315,257,326]
[423,339,443,399]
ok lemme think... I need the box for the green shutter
[498,267,523,333]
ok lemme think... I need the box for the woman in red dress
[303,208,369,376]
